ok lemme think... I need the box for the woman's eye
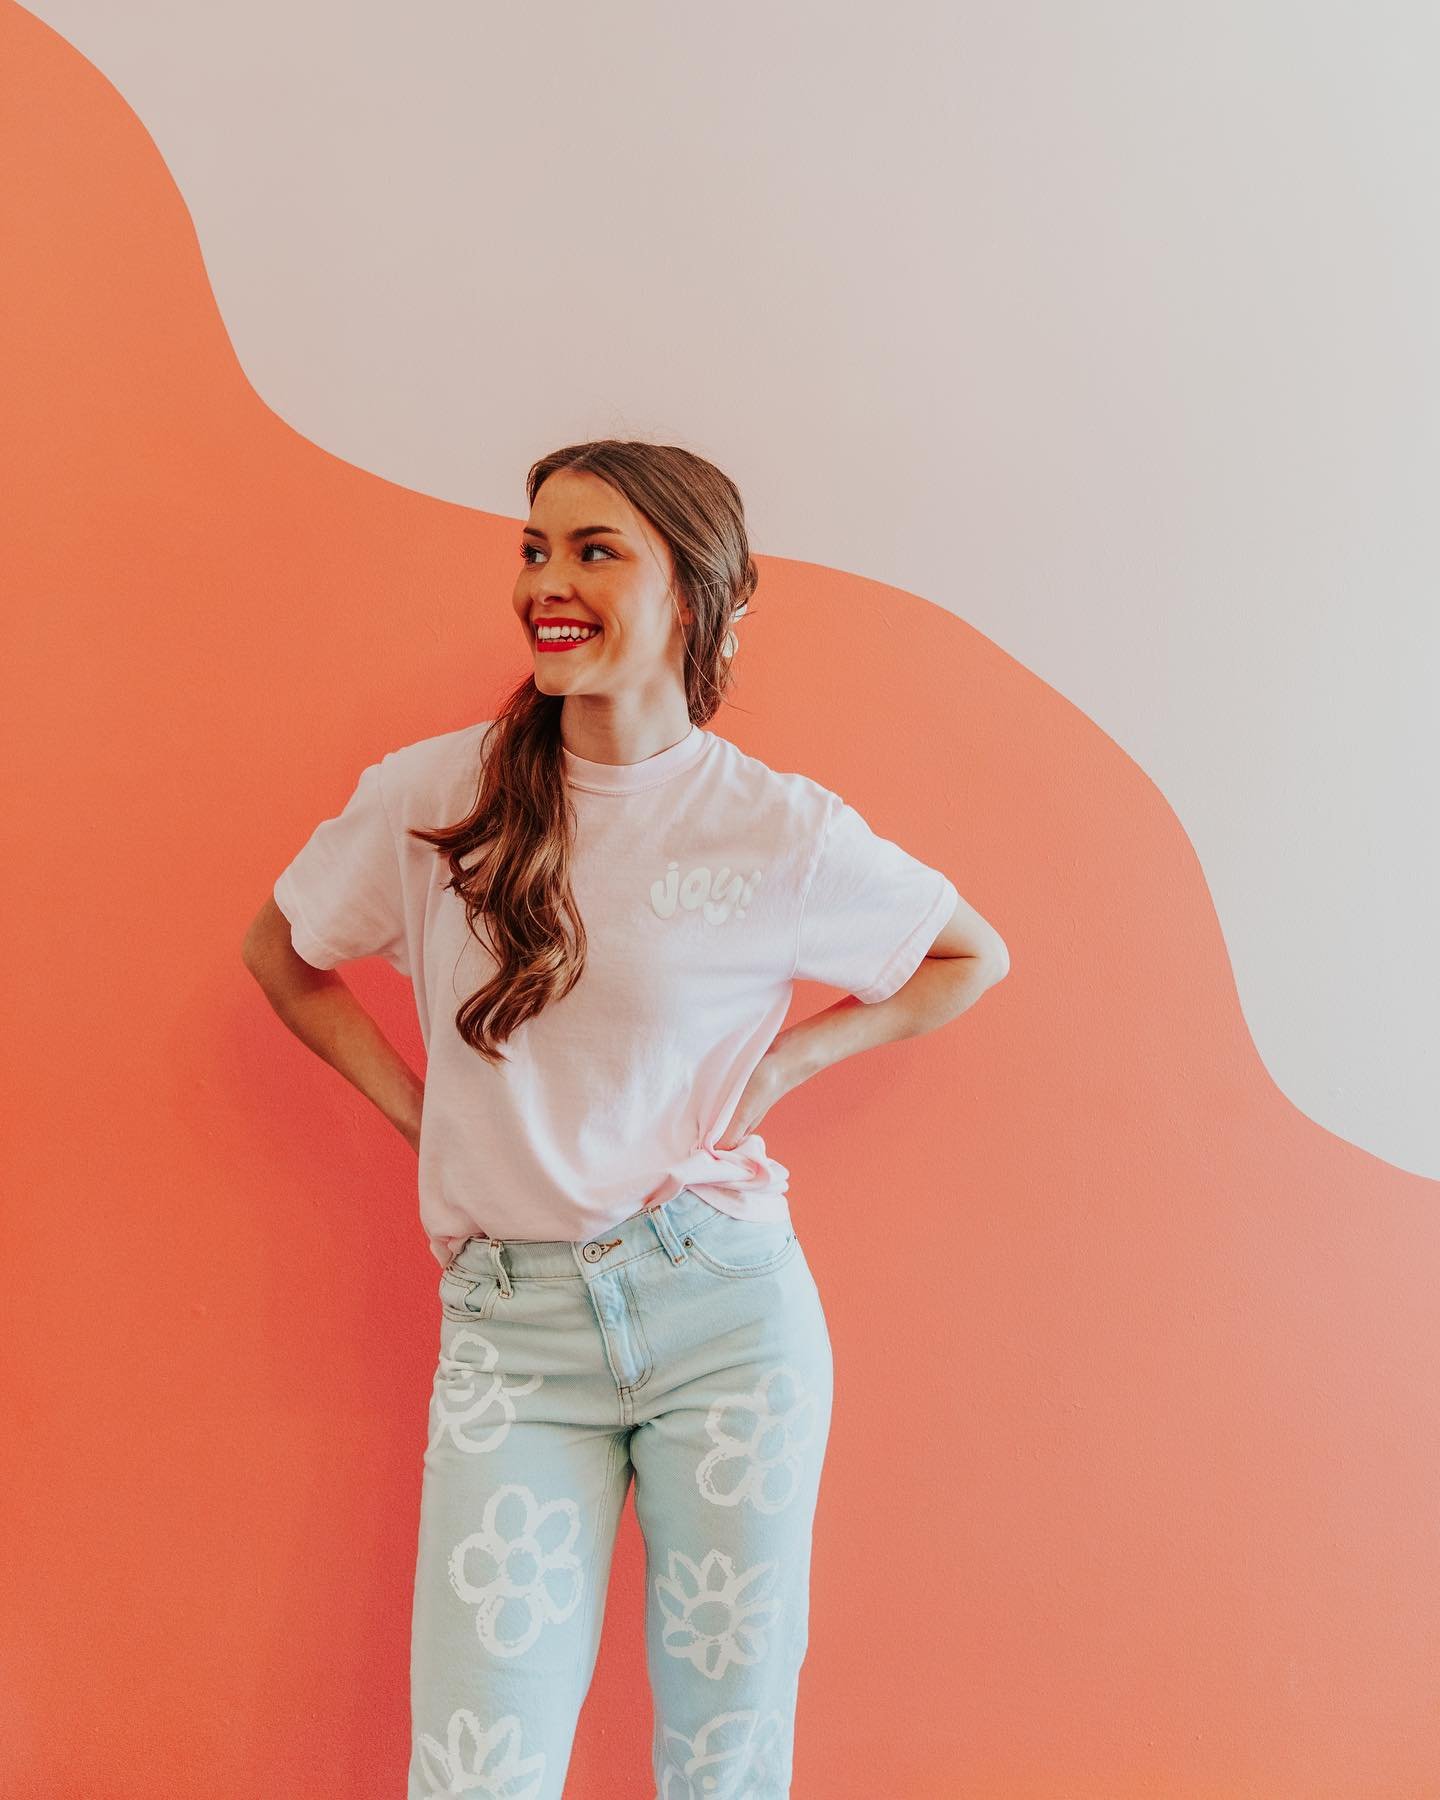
[519,542,613,565]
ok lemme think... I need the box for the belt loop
[488,1237,513,1297]
[646,1197,689,1266]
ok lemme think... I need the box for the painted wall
[4,3,1436,1794]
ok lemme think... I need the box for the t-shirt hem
[851,873,960,1004]
[272,876,343,971]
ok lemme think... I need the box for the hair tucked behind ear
[406,439,758,1064]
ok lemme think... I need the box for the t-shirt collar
[562,723,712,795]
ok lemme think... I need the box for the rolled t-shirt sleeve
[793,793,959,1004]
[272,757,411,976]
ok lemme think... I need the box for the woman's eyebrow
[520,524,626,542]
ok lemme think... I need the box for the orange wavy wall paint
[4,6,1438,1795]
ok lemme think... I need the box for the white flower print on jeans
[448,1483,584,1659]
[657,1705,786,1799]
[429,1325,544,1457]
[655,1547,783,1680]
[411,1704,547,1799]
[694,1364,820,1514]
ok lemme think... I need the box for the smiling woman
[249,435,1006,1800]
[510,472,735,722]
[392,443,764,1070]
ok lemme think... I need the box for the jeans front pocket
[437,1264,502,1322]
[682,1200,800,1279]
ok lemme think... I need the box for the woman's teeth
[535,624,601,650]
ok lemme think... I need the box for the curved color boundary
[3,9,1437,1795]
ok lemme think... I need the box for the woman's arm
[715,896,1008,1148]
[241,896,426,1151]
[774,895,1008,1087]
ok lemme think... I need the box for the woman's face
[512,468,691,701]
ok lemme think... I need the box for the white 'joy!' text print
[650,860,764,925]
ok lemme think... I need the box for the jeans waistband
[446,1188,722,1291]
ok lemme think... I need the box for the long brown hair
[408,439,759,1064]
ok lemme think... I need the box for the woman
[244,439,1009,1798]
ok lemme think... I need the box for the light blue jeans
[407,1187,834,1799]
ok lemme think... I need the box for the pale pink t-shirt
[273,719,959,1255]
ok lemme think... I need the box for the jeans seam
[616,1260,655,1394]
